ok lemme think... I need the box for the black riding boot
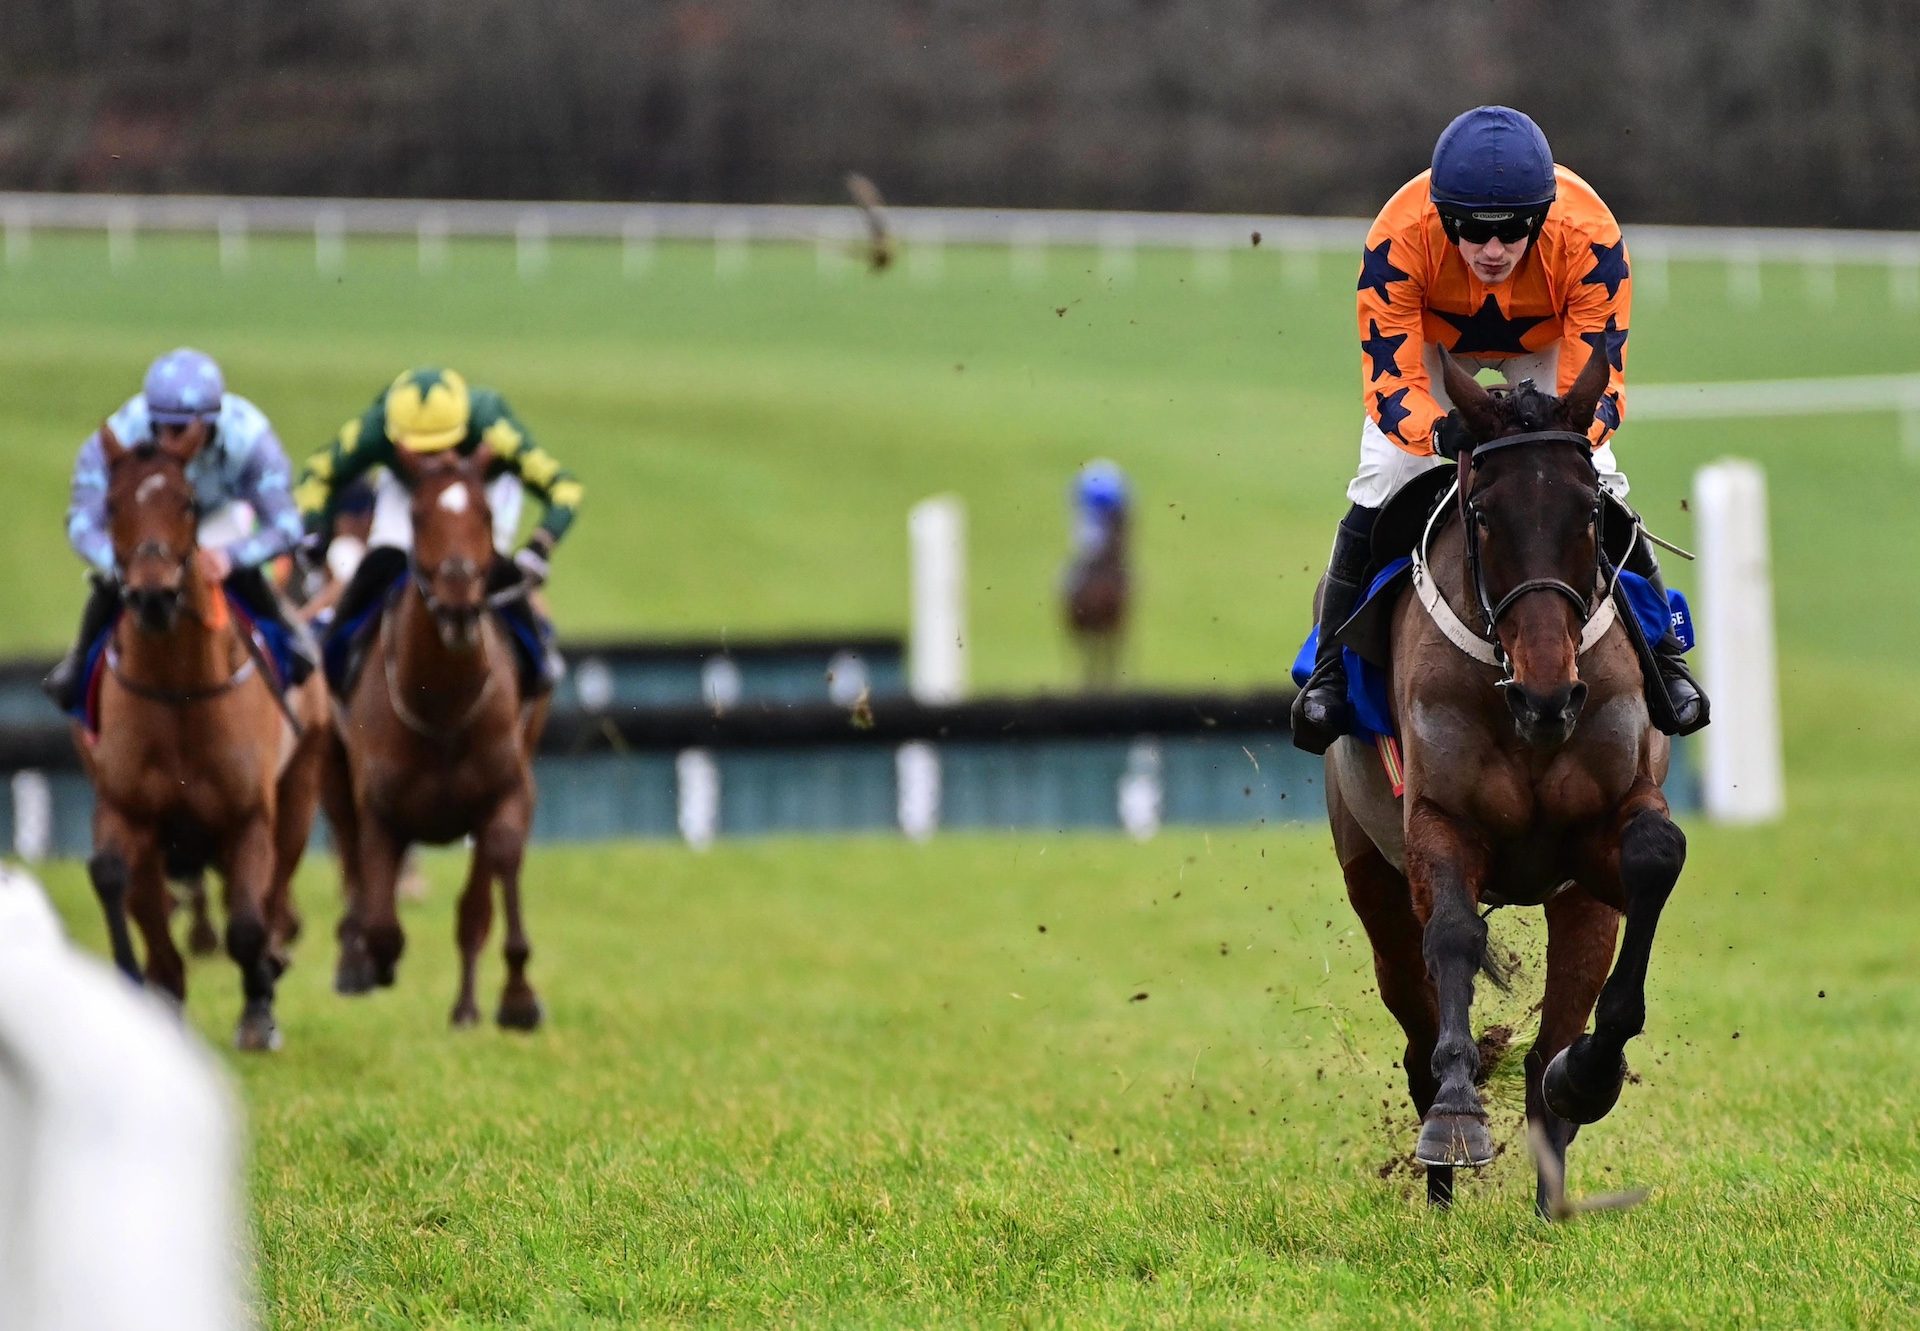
[1291,504,1378,755]
[323,545,409,694]
[226,565,318,685]
[43,575,122,710]
[1623,539,1709,736]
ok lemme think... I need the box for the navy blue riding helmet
[1429,106,1557,246]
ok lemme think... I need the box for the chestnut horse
[1323,343,1688,1215]
[80,423,330,1050]
[1063,510,1130,689]
[326,445,550,1029]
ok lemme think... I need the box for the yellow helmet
[383,367,471,453]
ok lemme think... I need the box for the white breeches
[1346,344,1628,509]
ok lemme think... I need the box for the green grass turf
[27,823,1920,1329]
[8,233,1920,1325]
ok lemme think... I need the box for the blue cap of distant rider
[1074,459,1128,512]
[143,348,225,425]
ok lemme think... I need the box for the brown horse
[80,422,330,1050]
[325,445,550,1029]
[1323,343,1687,1215]
[1064,510,1131,689]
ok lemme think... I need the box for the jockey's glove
[513,540,552,588]
[1432,410,1474,461]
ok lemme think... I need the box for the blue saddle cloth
[1291,560,1694,745]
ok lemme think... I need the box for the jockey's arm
[1558,230,1633,446]
[474,397,583,554]
[222,422,307,570]
[294,404,392,538]
[65,432,116,575]
[1356,227,1443,455]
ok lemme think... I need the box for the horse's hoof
[450,1003,481,1029]
[496,994,545,1032]
[335,956,375,996]
[372,962,398,989]
[1544,1044,1626,1125]
[1416,1114,1495,1168]
[234,1011,283,1053]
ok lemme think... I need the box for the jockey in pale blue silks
[44,348,320,709]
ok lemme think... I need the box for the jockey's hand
[513,542,551,588]
[196,546,233,584]
[1432,411,1474,461]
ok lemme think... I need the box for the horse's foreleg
[449,837,495,1029]
[489,786,541,1032]
[224,815,282,1052]
[1405,797,1495,1169]
[1546,783,1684,1125]
[320,732,375,995]
[357,815,408,989]
[1341,843,1454,1207]
[265,726,325,974]
[1529,887,1621,1218]
[87,805,147,984]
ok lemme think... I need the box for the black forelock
[1509,380,1557,432]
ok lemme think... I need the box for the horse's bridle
[1412,430,1631,677]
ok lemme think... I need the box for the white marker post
[1692,459,1785,823]
[908,496,968,704]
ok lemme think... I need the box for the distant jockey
[1068,459,1129,564]
[294,367,582,696]
[1290,106,1707,754]
[45,348,320,710]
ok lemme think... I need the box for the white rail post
[5,206,30,266]
[217,208,248,274]
[621,213,656,279]
[10,771,51,862]
[0,864,245,1331]
[1692,460,1785,823]
[416,211,448,274]
[107,206,136,271]
[313,208,345,275]
[515,212,548,280]
[908,495,968,703]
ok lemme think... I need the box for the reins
[1410,431,1631,678]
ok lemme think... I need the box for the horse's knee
[87,850,129,906]
[478,819,525,868]
[504,942,531,972]
[1621,809,1685,901]
[1421,898,1487,981]
[225,913,268,964]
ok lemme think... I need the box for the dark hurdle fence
[0,636,1700,857]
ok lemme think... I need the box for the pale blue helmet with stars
[143,348,225,425]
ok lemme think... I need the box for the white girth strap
[1409,484,1619,668]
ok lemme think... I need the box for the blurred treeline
[3,0,1916,227]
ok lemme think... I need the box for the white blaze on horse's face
[436,482,472,515]
[135,474,169,506]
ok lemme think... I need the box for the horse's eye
[1472,509,1490,532]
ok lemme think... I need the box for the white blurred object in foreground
[0,863,245,1331]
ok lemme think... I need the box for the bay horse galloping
[327,445,549,1029]
[81,422,330,1050]
[1063,460,1132,689]
[1324,343,1688,1215]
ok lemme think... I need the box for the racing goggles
[1440,207,1545,245]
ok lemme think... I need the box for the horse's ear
[466,441,496,480]
[163,417,210,464]
[1438,347,1501,441]
[98,422,127,468]
[1559,339,1612,433]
